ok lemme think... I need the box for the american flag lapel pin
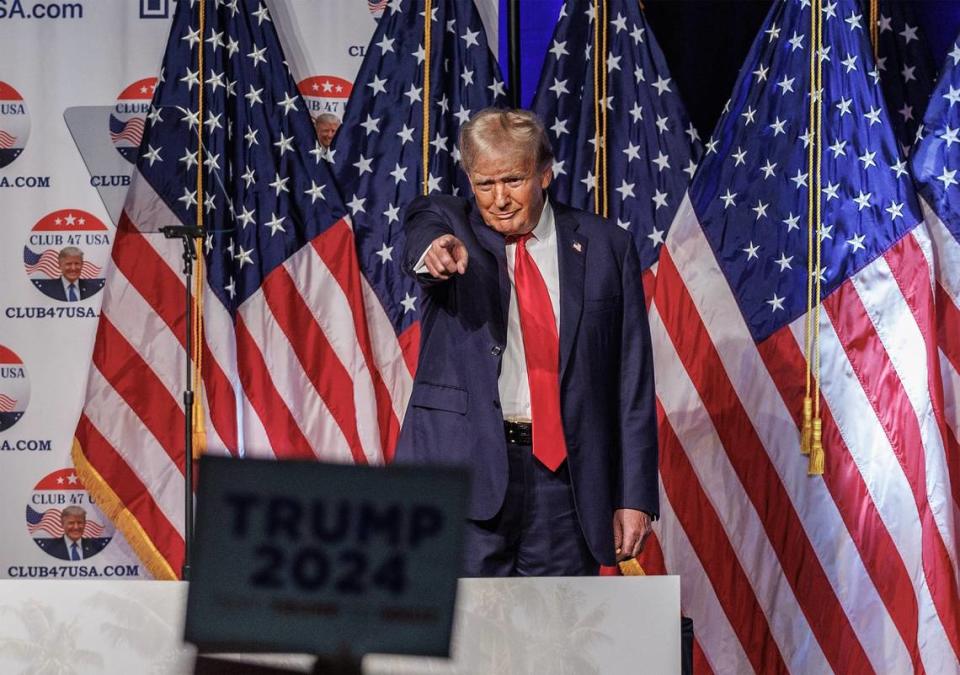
[573,241,583,253]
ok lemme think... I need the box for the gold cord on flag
[802,0,826,472]
[599,0,608,218]
[801,0,817,456]
[801,0,825,474]
[869,0,879,60]
[191,0,207,458]
[421,0,433,196]
[809,0,825,475]
[589,0,609,216]
[591,0,601,215]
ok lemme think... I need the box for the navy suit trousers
[461,441,599,577]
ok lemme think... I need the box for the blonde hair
[61,505,86,521]
[459,108,553,174]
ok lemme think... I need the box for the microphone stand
[161,224,205,581]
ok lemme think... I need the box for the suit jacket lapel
[469,207,511,338]
[554,204,586,382]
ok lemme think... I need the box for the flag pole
[506,0,521,108]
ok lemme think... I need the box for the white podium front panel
[367,576,681,674]
[0,576,680,674]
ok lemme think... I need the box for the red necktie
[512,234,567,471]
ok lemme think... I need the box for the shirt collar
[527,198,555,242]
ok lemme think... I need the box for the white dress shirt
[64,535,83,560]
[499,200,559,420]
[416,200,560,421]
[61,277,80,301]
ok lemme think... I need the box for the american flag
[911,31,960,564]
[650,0,960,671]
[874,0,937,152]
[109,116,147,147]
[71,0,406,579]
[331,0,506,375]
[529,0,701,290]
[0,393,16,413]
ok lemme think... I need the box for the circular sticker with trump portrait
[26,469,115,561]
[23,209,109,303]
[0,80,30,169]
[0,344,29,432]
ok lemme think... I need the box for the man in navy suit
[397,109,658,576]
[31,246,104,301]
[36,506,109,561]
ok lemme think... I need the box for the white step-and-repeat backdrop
[0,0,497,580]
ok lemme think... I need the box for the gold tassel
[192,403,206,460]
[800,396,813,455]
[808,417,824,475]
[618,558,646,576]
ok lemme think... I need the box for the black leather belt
[504,420,533,445]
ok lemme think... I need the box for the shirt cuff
[413,244,431,274]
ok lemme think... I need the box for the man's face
[62,514,86,542]
[60,255,83,283]
[315,120,339,148]
[468,149,552,237]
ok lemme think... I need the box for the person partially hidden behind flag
[32,246,104,302]
[35,506,110,561]
[397,108,658,576]
[313,112,341,151]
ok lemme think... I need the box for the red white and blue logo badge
[0,81,30,169]
[23,209,109,303]
[110,78,156,163]
[0,345,29,432]
[298,75,353,119]
[26,469,115,562]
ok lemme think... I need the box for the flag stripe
[239,387,276,459]
[937,286,960,391]
[888,231,960,518]
[653,292,836,673]
[99,267,184,412]
[75,413,182,575]
[824,287,960,665]
[262,259,370,465]
[655,239,876,674]
[243,268,359,464]
[788,300,957,673]
[200,285,240,455]
[653,393,788,674]
[110,211,239,456]
[920,201,960,298]
[397,322,420,378]
[359,272,415,412]
[307,220,400,459]
[200,337,238,454]
[92,317,184,467]
[664,195,923,671]
[637,531,667,575]
[757,326,925,672]
[655,473,754,675]
[111,213,185,341]
[123,175,238,457]
[234,312,330,461]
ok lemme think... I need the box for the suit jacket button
[490,345,503,356]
